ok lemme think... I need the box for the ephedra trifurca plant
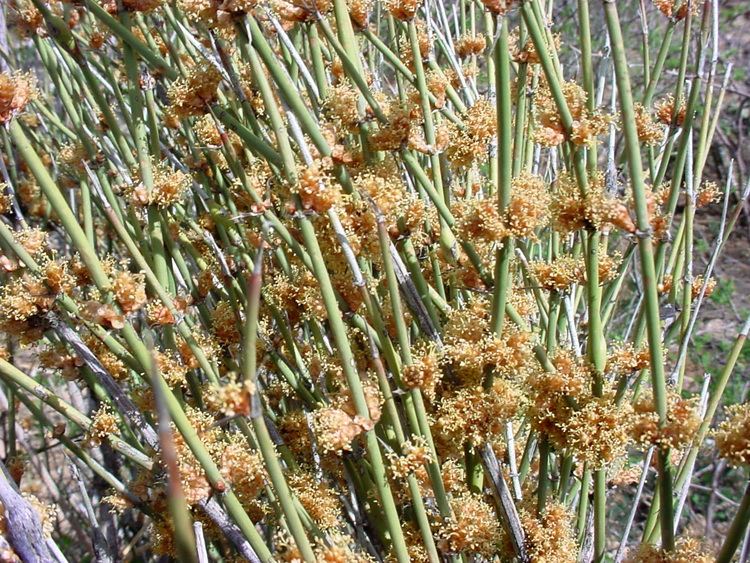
[0,0,748,561]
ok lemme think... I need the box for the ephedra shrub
[0,0,748,561]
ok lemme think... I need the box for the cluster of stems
[0,0,749,561]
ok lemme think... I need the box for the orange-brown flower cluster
[81,301,126,330]
[220,435,266,504]
[7,0,44,37]
[146,295,191,326]
[434,379,522,451]
[179,0,257,27]
[479,0,517,15]
[483,328,534,378]
[85,336,128,380]
[634,103,663,146]
[205,379,257,417]
[563,397,633,468]
[192,115,244,169]
[607,343,652,375]
[510,30,560,65]
[16,179,45,218]
[58,142,89,177]
[272,0,331,23]
[385,0,422,20]
[212,299,241,345]
[295,165,341,213]
[264,265,327,323]
[396,23,431,70]
[122,0,163,11]
[439,492,502,557]
[597,250,623,283]
[504,172,551,238]
[534,81,610,147]
[348,0,371,29]
[690,275,716,299]
[313,407,373,454]
[715,402,750,467]
[530,255,585,293]
[86,404,119,446]
[631,391,700,450]
[441,299,533,385]
[551,172,635,234]
[454,198,504,243]
[387,436,432,478]
[0,71,36,123]
[456,34,486,58]
[445,98,496,168]
[40,344,81,380]
[527,349,590,446]
[640,184,670,239]
[352,163,426,240]
[15,227,47,256]
[177,330,220,369]
[653,0,700,21]
[624,537,711,562]
[0,272,56,323]
[112,270,147,313]
[401,343,441,400]
[0,189,11,216]
[167,64,221,119]
[152,350,188,389]
[655,94,686,126]
[406,70,448,111]
[609,464,643,488]
[287,471,342,531]
[40,259,76,295]
[310,534,375,562]
[131,161,192,208]
[170,408,266,506]
[695,181,721,207]
[277,411,313,462]
[323,83,361,131]
[313,384,382,454]
[370,100,421,151]
[521,501,577,563]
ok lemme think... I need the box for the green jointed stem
[241,254,316,561]
[716,481,750,563]
[9,120,111,291]
[602,0,674,550]
[490,15,513,337]
[0,359,152,469]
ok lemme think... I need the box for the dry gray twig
[0,461,55,563]
[481,443,528,563]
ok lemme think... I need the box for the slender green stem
[603,1,673,549]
